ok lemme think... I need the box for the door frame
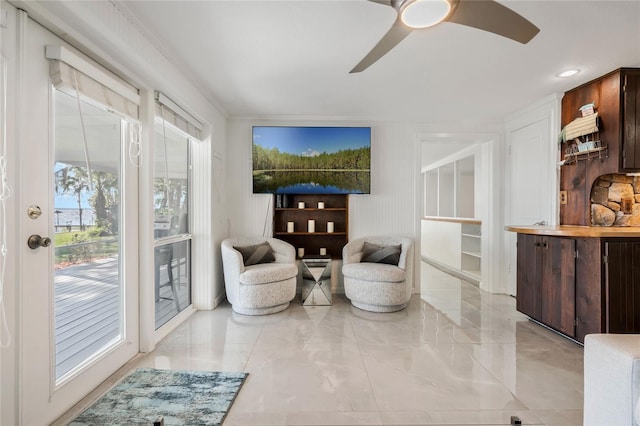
[16,14,139,424]
[504,93,563,296]
[415,129,502,294]
[1,2,20,425]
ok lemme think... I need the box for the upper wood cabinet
[622,72,640,170]
[561,68,640,173]
[560,68,640,225]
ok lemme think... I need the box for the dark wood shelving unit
[273,194,349,259]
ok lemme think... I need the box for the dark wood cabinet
[560,68,640,225]
[516,234,576,337]
[604,240,640,333]
[272,194,348,259]
[574,238,603,342]
[622,73,640,170]
[516,234,541,319]
[541,237,576,336]
[516,231,640,343]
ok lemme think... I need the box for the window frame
[152,116,194,329]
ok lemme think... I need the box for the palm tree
[55,165,90,231]
[89,170,119,234]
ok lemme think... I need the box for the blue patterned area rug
[70,368,248,426]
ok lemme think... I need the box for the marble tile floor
[57,262,584,425]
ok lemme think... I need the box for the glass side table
[300,256,332,306]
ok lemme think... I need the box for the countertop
[505,225,640,237]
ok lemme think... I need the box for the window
[423,154,476,218]
[455,156,475,218]
[153,93,201,329]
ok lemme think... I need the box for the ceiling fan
[351,0,540,73]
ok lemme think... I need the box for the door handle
[28,234,52,249]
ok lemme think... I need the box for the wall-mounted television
[252,126,371,194]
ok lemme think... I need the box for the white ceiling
[118,0,640,123]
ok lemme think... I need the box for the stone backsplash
[591,174,640,226]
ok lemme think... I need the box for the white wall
[227,119,509,295]
[227,119,420,293]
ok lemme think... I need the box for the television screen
[252,126,371,194]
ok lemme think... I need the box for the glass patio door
[53,90,125,380]
[19,17,139,425]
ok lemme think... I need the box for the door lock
[27,205,42,219]
[28,234,52,249]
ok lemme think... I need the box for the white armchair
[221,237,298,315]
[584,333,640,426]
[342,236,414,313]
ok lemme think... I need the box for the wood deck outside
[54,256,190,379]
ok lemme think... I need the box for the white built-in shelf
[462,268,481,279]
[461,250,481,258]
[274,232,347,236]
[461,222,481,283]
[422,217,482,286]
[275,208,347,212]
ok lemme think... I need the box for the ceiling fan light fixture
[400,0,452,29]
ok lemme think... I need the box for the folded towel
[564,113,599,141]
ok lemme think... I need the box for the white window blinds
[45,45,140,120]
[155,91,202,141]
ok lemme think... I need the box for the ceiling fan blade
[447,0,539,44]
[367,0,393,7]
[350,17,412,73]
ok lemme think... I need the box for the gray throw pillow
[361,242,401,265]
[234,242,276,266]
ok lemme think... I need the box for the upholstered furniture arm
[343,238,365,264]
[398,238,414,291]
[584,334,640,426]
[221,240,245,278]
[397,238,411,270]
[268,238,295,264]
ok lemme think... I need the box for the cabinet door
[605,241,640,333]
[575,238,604,343]
[541,237,576,337]
[516,234,541,319]
[622,72,640,171]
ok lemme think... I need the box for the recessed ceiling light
[557,69,580,78]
